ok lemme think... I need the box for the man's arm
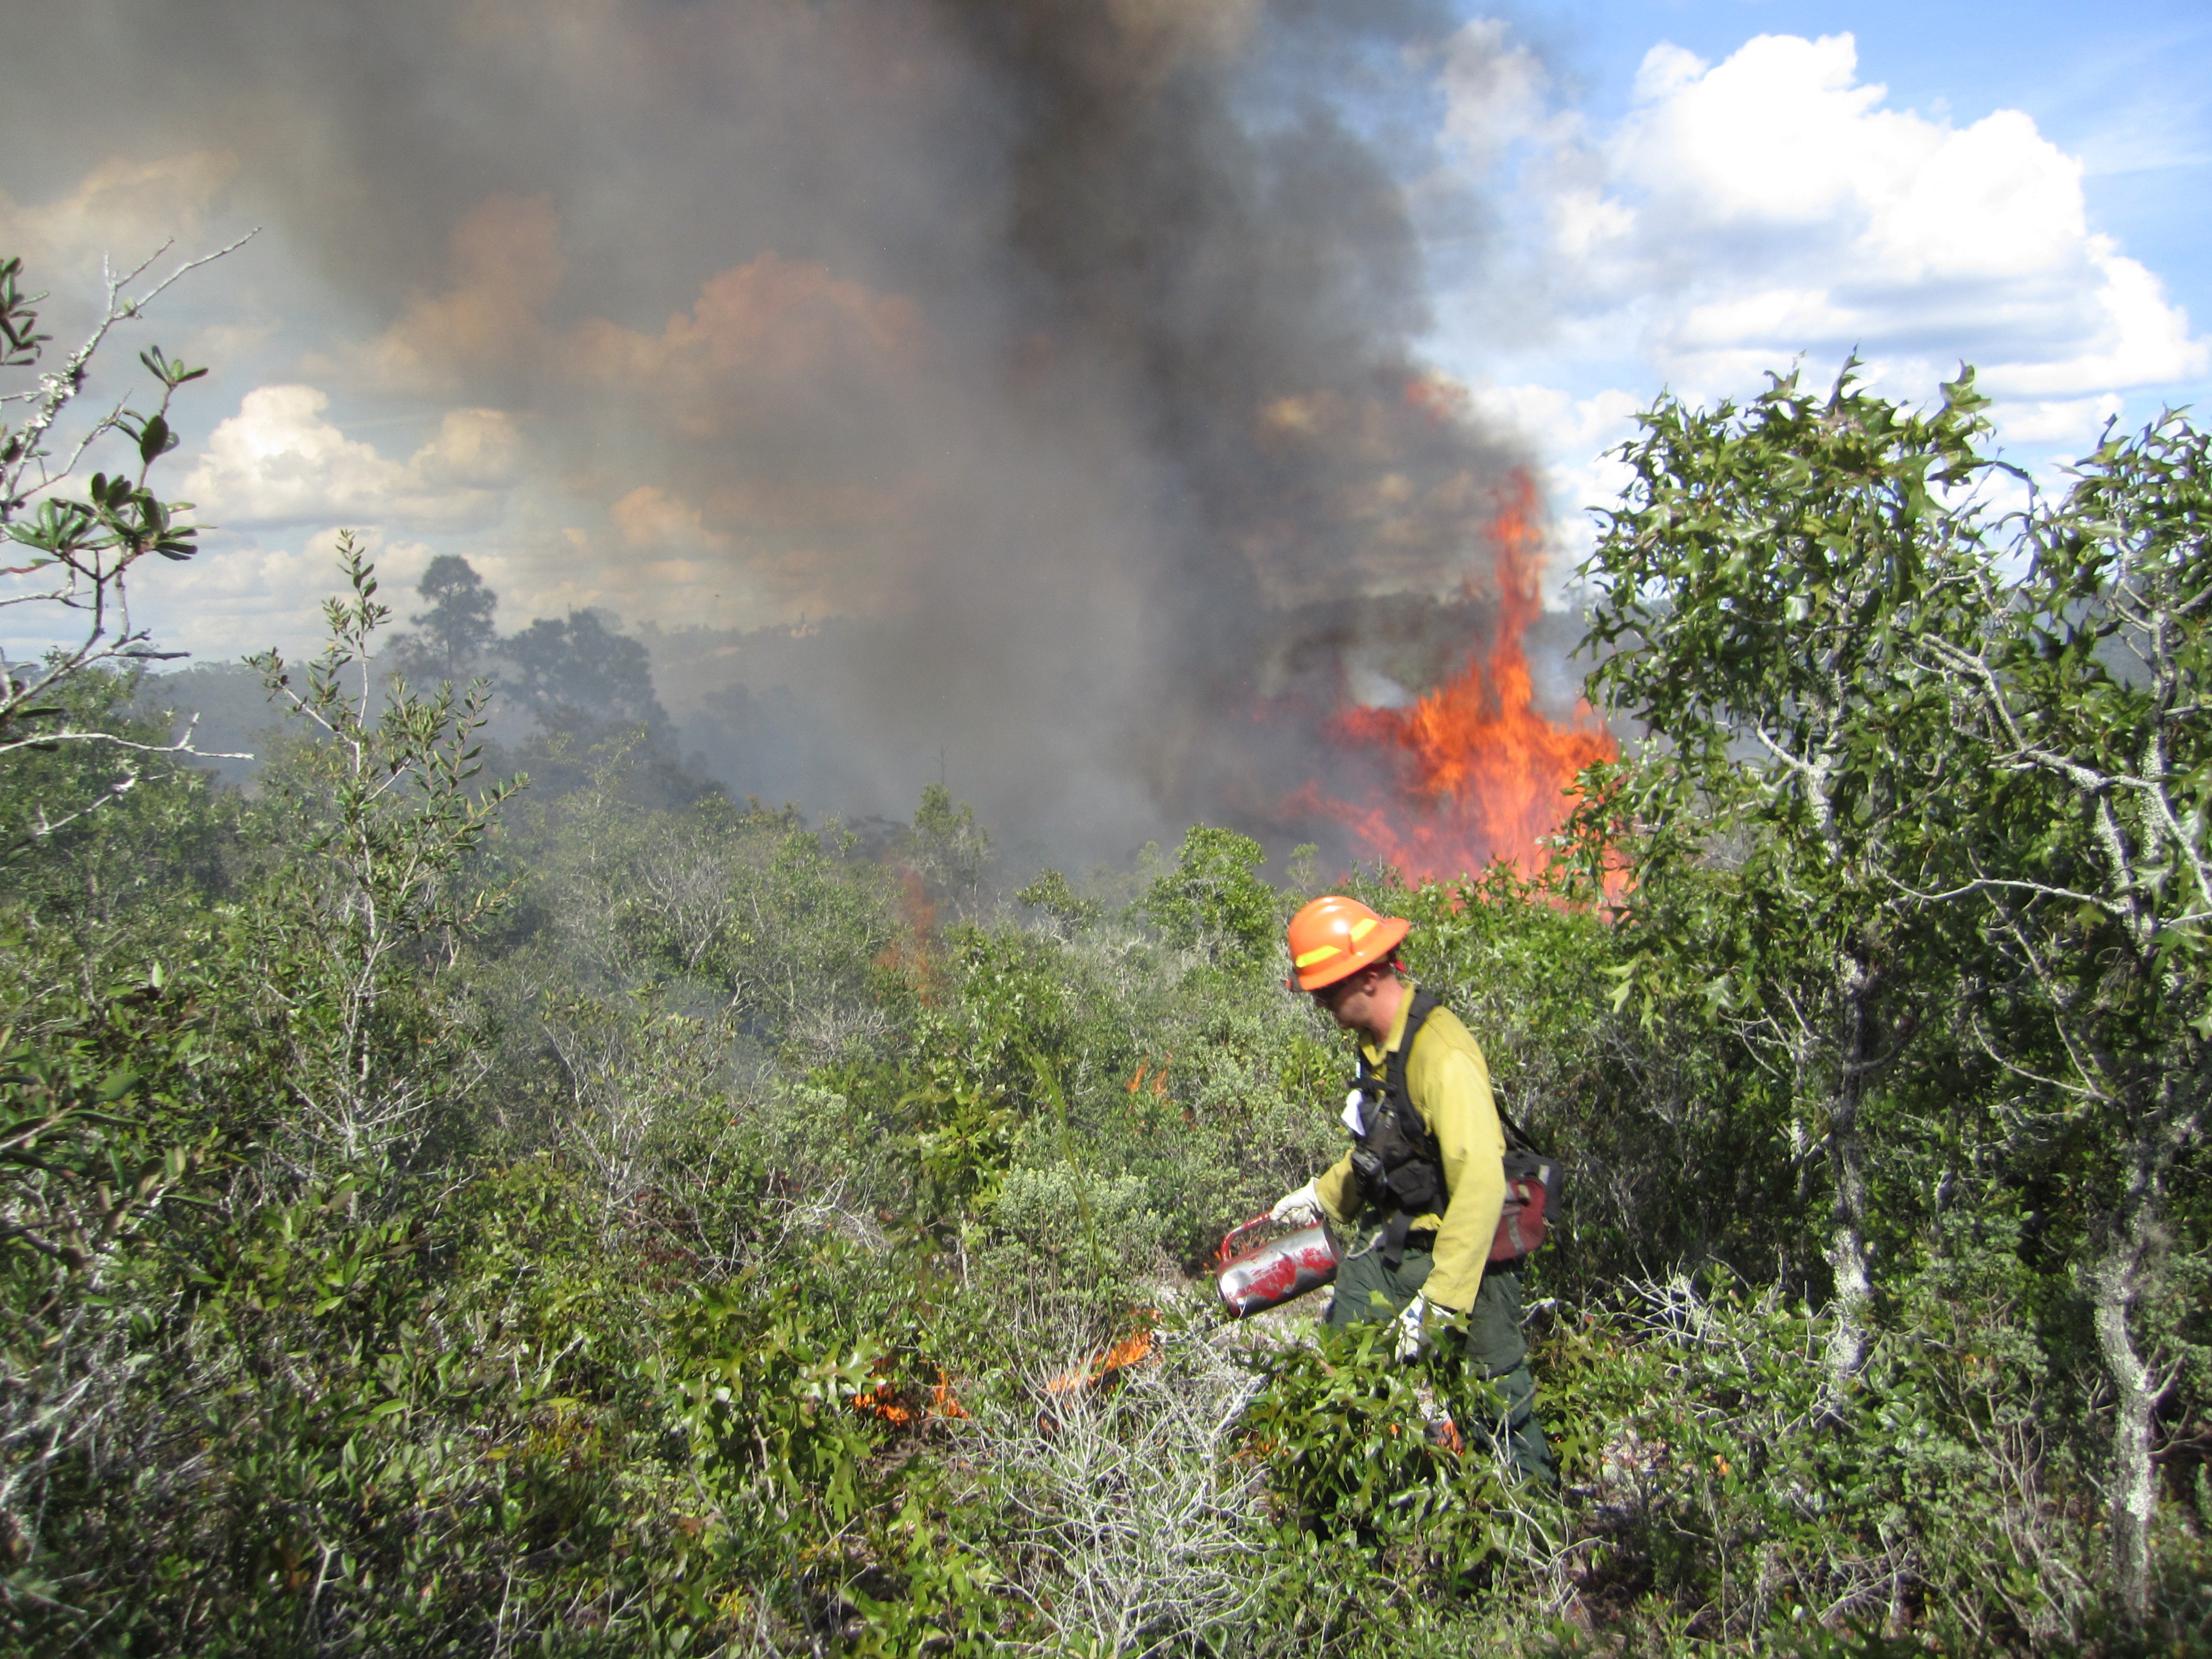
[1414,1041,1506,1312]
[1312,1150,1360,1222]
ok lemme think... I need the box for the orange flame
[851,1379,914,1426]
[1126,1059,1173,1098]
[1298,470,1614,880]
[930,1368,968,1420]
[1044,1325,1156,1395]
[855,1364,968,1425]
[873,866,940,1000]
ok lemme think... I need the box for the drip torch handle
[1217,1213,1282,1265]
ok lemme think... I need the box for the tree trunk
[1822,952,1875,1393]
[2089,1076,2187,1626]
[2087,1227,2157,1625]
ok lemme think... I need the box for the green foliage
[675,1273,885,1530]
[1015,865,1101,929]
[244,534,525,1178]
[1578,364,1999,1183]
[1572,359,2002,1057]
[1582,358,1993,783]
[0,1021,206,1274]
[992,1161,1172,1279]
[1245,1321,1521,1555]
[490,742,902,1052]
[1912,411,2212,1619]
[2,244,231,863]
[908,782,992,914]
[10,324,2212,1651]
[899,1054,1018,1228]
[1530,1260,2111,1652]
[1140,824,1281,967]
[1,664,235,905]
[1571,366,2212,1626]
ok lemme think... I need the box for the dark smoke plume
[6,0,1546,864]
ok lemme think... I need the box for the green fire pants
[1326,1228,1556,1486]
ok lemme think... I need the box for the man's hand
[1396,1293,1434,1363]
[1269,1181,1323,1225]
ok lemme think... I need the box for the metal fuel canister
[1215,1214,1342,1317]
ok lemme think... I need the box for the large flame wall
[1288,471,1616,881]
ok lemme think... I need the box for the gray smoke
[7,0,1545,863]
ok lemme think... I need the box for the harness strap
[1495,1097,1544,1156]
[1368,990,1443,1266]
[1376,992,1438,1125]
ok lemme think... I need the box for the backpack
[1491,1098,1561,1263]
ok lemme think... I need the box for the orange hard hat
[1286,894,1410,991]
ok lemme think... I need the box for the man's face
[1310,968,1380,1033]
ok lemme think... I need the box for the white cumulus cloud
[140,526,441,662]
[183,386,521,529]
[1435,24,2211,556]
[1541,31,2209,407]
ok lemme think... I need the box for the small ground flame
[929,1368,967,1420]
[1295,470,1615,880]
[851,1378,914,1426]
[855,1365,968,1424]
[873,867,939,1001]
[1044,1325,1156,1396]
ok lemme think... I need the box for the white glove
[1396,1293,1435,1363]
[1269,1180,1323,1225]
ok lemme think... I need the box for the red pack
[1490,1145,1558,1262]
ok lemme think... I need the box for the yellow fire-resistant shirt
[1312,990,1507,1314]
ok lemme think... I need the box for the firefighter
[1270,894,1555,1485]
